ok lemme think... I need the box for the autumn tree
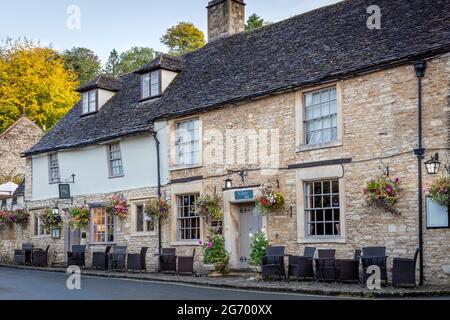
[0,39,79,133]
[245,14,266,31]
[161,22,205,55]
[62,47,101,85]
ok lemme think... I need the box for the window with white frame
[175,119,200,166]
[90,207,114,243]
[177,194,200,241]
[107,143,124,177]
[82,89,97,114]
[48,153,60,184]
[304,179,341,237]
[304,86,337,145]
[33,213,48,236]
[142,71,160,99]
[135,203,155,233]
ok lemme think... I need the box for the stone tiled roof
[25,0,450,156]
[76,75,122,92]
[13,182,25,197]
[135,54,183,74]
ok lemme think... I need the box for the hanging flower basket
[427,176,450,207]
[9,209,29,226]
[143,198,170,220]
[41,209,63,232]
[0,211,11,230]
[69,206,90,229]
[255,187,285,216]
[194,194,223,221]
[363,174,401,215]
[105,193,128,220]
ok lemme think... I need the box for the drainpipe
[413,60,426,286]
[151,129,162,271]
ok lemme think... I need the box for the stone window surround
[89,207,116,245]
[170,180,204,246]
[295,81,343,152]
[296,164,346,244]
[31,211,50,239]
[169,116,203,171]
[129,198,156,237]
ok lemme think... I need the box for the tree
[245,14,265,31]
[103,49,119,76]
[62,47,101,85]
[161,22,205,55]
[0,39,79,133]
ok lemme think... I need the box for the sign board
[234,190,254,201]
[59,184,71,199]
[426,197,449,229]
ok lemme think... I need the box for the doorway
[238,205,262,269]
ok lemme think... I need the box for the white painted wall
[161,70,178,92]
[31,121,169,200]
[98,89,116,109]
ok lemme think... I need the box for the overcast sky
[0,0,341,65]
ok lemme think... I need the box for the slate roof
[135,54,183,74]
[76,75,122,92]
[25,0,450,156]
[13,182,25,197]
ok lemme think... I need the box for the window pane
[175,119,199,166]
[109,143,123,177]
[136,205,144,232]
[142,74,150,98]
[176,194,199,240]
[82,93,89,113]
[150,71,159,96]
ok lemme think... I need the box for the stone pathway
[1,264,449,298]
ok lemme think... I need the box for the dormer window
[142,71,161,99]
[82,89,98,114]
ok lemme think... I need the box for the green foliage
[245,14,265,31]
[161,22,205,55]
[41,209,62,232]
[62,47,101,85]
[103,49,120,76]
[255,187,285,216]
[103,47,158,76]
[363,174,401,214]
[69,206,90,229]
[0,38,79,133]
[194,194,222,220]
[143,198,170,220]
[0,170,23,185]
[202,234,230,275]
[249,231,269,266]
[428,176,450,206]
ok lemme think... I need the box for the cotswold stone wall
[168,54,450,284]
[0,117,43,181]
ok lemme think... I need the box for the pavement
[1,264,449,299]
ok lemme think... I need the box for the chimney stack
[207,0,246,42]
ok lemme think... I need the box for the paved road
[0,267,339,300]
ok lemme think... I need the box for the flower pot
[203,264,215,273]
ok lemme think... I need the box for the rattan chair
[288,246,316,280]
[14,244,34,265]
[262,246,285,280]
[361,246,388,285]
[67,245,86,267]
[178,249,196,275]
[315,249,337,281]
[392,249,419,287]
[32,245,50,267]
[160,248,177,273]
[109,246,127,271]
[336,249,361,283]
[92,246,112,270]
[127,247,148,273]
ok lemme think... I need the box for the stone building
[0,116,43,182]
[4,0,450,284]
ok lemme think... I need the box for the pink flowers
[207,241,213,249]
[106,193,128,219]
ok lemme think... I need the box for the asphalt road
[0,267,338,300]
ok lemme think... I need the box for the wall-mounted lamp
[224,178,233,189]
[425,153,440,175]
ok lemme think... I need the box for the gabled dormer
[76,75,122,116]
[135,54,183,101]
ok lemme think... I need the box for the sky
[0,0,341,65]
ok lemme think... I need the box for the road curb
[1,264,449,298]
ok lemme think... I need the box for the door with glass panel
[239,206,262,269]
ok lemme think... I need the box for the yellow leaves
[0,40,79,133]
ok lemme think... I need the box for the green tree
[245,14,265,31]
[0,39,79,133]
[116,47,158,75]
[161,22,205,55]
[103,49,119,76]
[62,47,101,85]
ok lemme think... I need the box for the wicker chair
[392,249,419,287]
[109,246,127,271]
[336,249,361,283]
[315,249,337,281]
[261,246,285,280]
[67,245,86,267]
[288,247,316,280]
[361,246,388,285]
[32,246,50,267]
[127,247,148,273]
[14,244,34,265]
[178,249,196,275]
[160,248,177,273]
[92,246,112,270]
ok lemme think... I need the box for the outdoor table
[335,258,360,283]
[315,257,337,282]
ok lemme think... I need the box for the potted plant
[0,211,11,230]
[427,176,450,207]
[194,194,222,221]
[69,206,90,229]
[9,209,29,226]
[105,193,128,220]
[202,234,230,276]
[363,174,401,215]
[41,208,63,232]
[143,198,170,220]
[249,231,269,272]
[255,187,285,215]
